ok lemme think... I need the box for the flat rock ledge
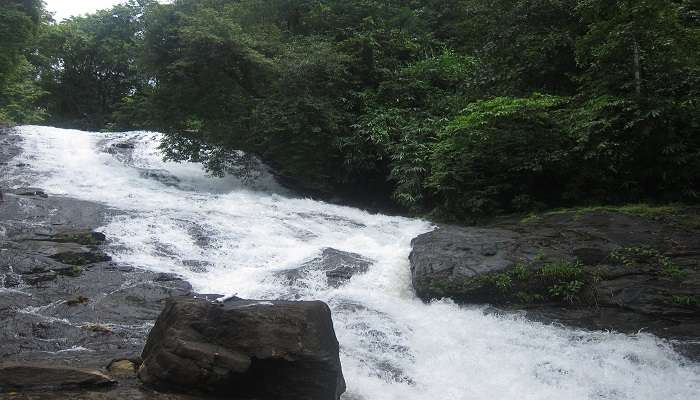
[139,297,346,400]
[0,364,115,391]
[410,210,700,358]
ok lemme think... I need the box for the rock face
[410,211,700,353]
[1,130,194,399]
[139,297,346,400]
[410,226,524,303]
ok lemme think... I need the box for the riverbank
[411,206,700,359]
[0,128,203,398]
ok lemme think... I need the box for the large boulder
[410,226,533,302]
[139,297,346,400]
[409,211,700,346]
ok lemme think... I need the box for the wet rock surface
[139,297,346,400]
[1,130,196,399]
[0,363,115,391]
[1,129,348,399]
[280,247,373,289]
[410,211,700,358]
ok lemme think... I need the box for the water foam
[10,125,700,400]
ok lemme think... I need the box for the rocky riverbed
[0,128,202,398]
[1,128,348,399]
[2,126,699,400]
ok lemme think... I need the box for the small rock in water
[280,248,373,288]
[107,359,137,377]
[16,188,48,198]
[138,168,181,187]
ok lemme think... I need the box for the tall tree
[0,0,44,124]
[33,0,150,130]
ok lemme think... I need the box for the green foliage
[355,50,480,209]
[493,273,513,293]
[659,258,688,281]
[538,260,584,282]
[611,246,688,281]
[611,246,660,267]
[671,295,698,307]
[548,280,585,304]
[3,0,699,217]
[523,203,682,223]
[0,0,43,124]
[0,0,41,80]
[0,56,46,124]
[32,1,151,130]
[535,260,586,304]
[570,0,700,201]
[480,259,587,305]
[429,94,571,216]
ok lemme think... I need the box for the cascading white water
[6,126,699,400]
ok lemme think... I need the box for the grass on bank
[520,203,686,224]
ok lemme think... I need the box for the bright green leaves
[0,0,43,124]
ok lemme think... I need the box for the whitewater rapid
[4,126,699,400]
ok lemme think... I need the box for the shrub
[429,94,571,217]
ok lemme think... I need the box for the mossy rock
[50,251,111,266]
[50,231,106,246]
[416,260,593,306]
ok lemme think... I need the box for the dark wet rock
[410,227,523,301]
[2,272,23,287]
[50,251,112,266]
[281,248,373,288]
[66,296,91,307]
[154,273,181,282]
[0,136,195,393]
[103,138,137,165]
[16,188,48,198]
[138,168,181,187]
[409,211,700,355]
[4,130,199,399]
[47,231,107,245]
[0,193,112,236]
[181,259,210,273]
[22,270,59,284]
[0,363,115,391]
[139,297,346,400]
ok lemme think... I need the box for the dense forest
[1,0,699,220]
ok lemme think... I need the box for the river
[5,125,699,399]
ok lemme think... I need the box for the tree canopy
[2,0,699,219]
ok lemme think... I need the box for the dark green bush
[429,95,571,217]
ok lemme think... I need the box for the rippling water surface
[7,126,699,400]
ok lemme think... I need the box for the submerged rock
[280,248,373,288]
[138,168,181,187]
[16,187,49,198]
[139,297,346,400]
